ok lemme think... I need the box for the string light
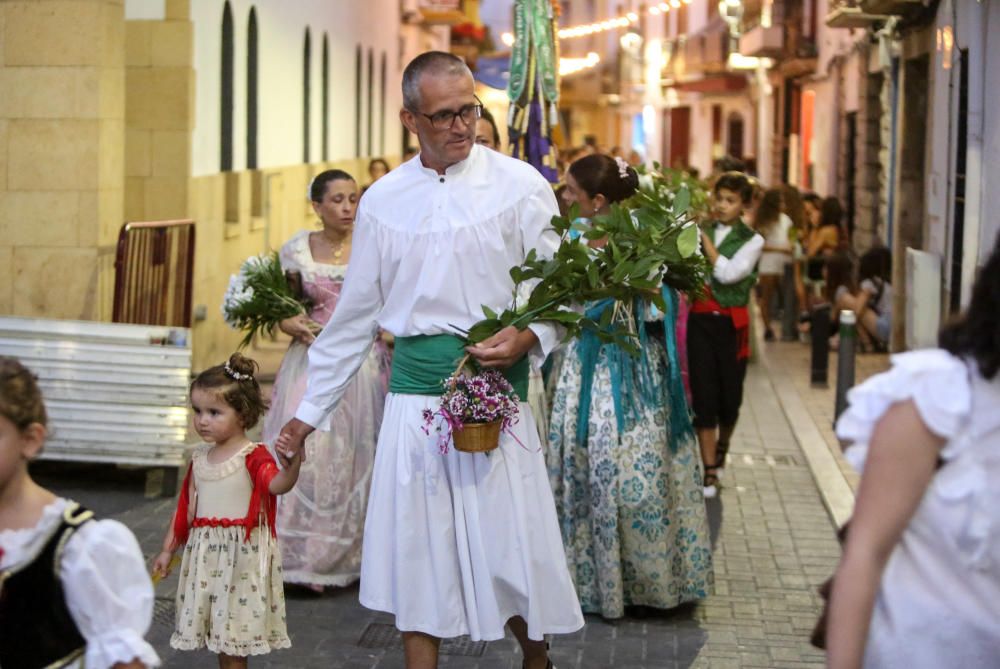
[553,0,694,42]
[559,52,601,76]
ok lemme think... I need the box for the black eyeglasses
[410,97,484,131]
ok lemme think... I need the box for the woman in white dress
[261,169,387,589]
[827,239,1000,667]
[752,188,793,341]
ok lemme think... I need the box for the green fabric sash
[708,220,757,308]
[389,334,530,401]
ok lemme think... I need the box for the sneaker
[703,466,719,499]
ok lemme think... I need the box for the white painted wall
[125,0,165,20]
[191,0,404,176]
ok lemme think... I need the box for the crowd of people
[1,49,996,669]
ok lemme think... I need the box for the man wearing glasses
[279,52,582,669]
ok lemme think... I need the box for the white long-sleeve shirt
[295,145,562,428]
[711,221,764,285]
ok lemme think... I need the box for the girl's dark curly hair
[191,353,268,428]
[0,357,47,430]
[940,237,1000,379]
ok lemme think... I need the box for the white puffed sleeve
[835,348,971,471]
[61,519,161,668]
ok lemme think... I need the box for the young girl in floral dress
[153,353,301,667]
[0,357,160,669]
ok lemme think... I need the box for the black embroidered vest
[0,502,94,669]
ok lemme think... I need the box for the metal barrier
[781,262,798,341]
[113,219,196,328]
[834,310,857,422]
[0,316,191,495]
[810,304,831,387]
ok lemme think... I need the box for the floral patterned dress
[170,443,289,656]
[546,306,713,618]
[262,230,387,587]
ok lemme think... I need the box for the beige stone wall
[0,0,125,320]
[186,157,389,373]
[124,2,192,222]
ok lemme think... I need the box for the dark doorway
[220,1,234,172]
[669,106,692,170]
[844,111,856,244]
[726,113,744,161]
[367,48,374,157]
[355,45,362,158]
[303,28,311,163]
[322,34,329,161]
[246,7,258,169]
[949,49,969,314]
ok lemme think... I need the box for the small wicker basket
[452,420,502,453]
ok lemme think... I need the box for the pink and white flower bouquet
[421,368,520,454]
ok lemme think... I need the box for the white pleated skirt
[359,393,585,642]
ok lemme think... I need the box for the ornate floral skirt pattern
[170,526,290,656]
[546,338,714,618]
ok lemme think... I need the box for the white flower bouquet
[222,252,315,348]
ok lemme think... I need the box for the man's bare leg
[402,631,441,669]
[507,616,550,669]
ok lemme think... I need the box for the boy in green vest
[688,172,764,498]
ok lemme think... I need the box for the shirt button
[439,177,445,183]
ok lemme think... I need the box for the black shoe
[715,440,731,469]
[764,328,776,342]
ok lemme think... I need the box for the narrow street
[37,339,870,669]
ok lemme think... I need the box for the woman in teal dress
[547,154,713,618]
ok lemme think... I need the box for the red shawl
[171,444,279,546]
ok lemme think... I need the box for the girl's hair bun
[226,353,258,381]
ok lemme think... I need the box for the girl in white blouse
[0,356,160,669]
[828,239,1000,667]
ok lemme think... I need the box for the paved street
[35,341,874,668]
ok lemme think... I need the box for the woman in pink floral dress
[262,169,387,589]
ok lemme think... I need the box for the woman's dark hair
[781,184,806,230]
[823,252,855,302]
[191,353,268,428]
[819,196,843,229]
[0,357,47,430]
[940,237,1000,379]
[858,246,891,283]
[309,169,355,202]
[802,192,822,209]
[567,154,639,204]
[479,107,501,147]
[714,171,753,204]
[754,188,783,234]
[367,158,390,175]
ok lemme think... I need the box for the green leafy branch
[462,166,711,354]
